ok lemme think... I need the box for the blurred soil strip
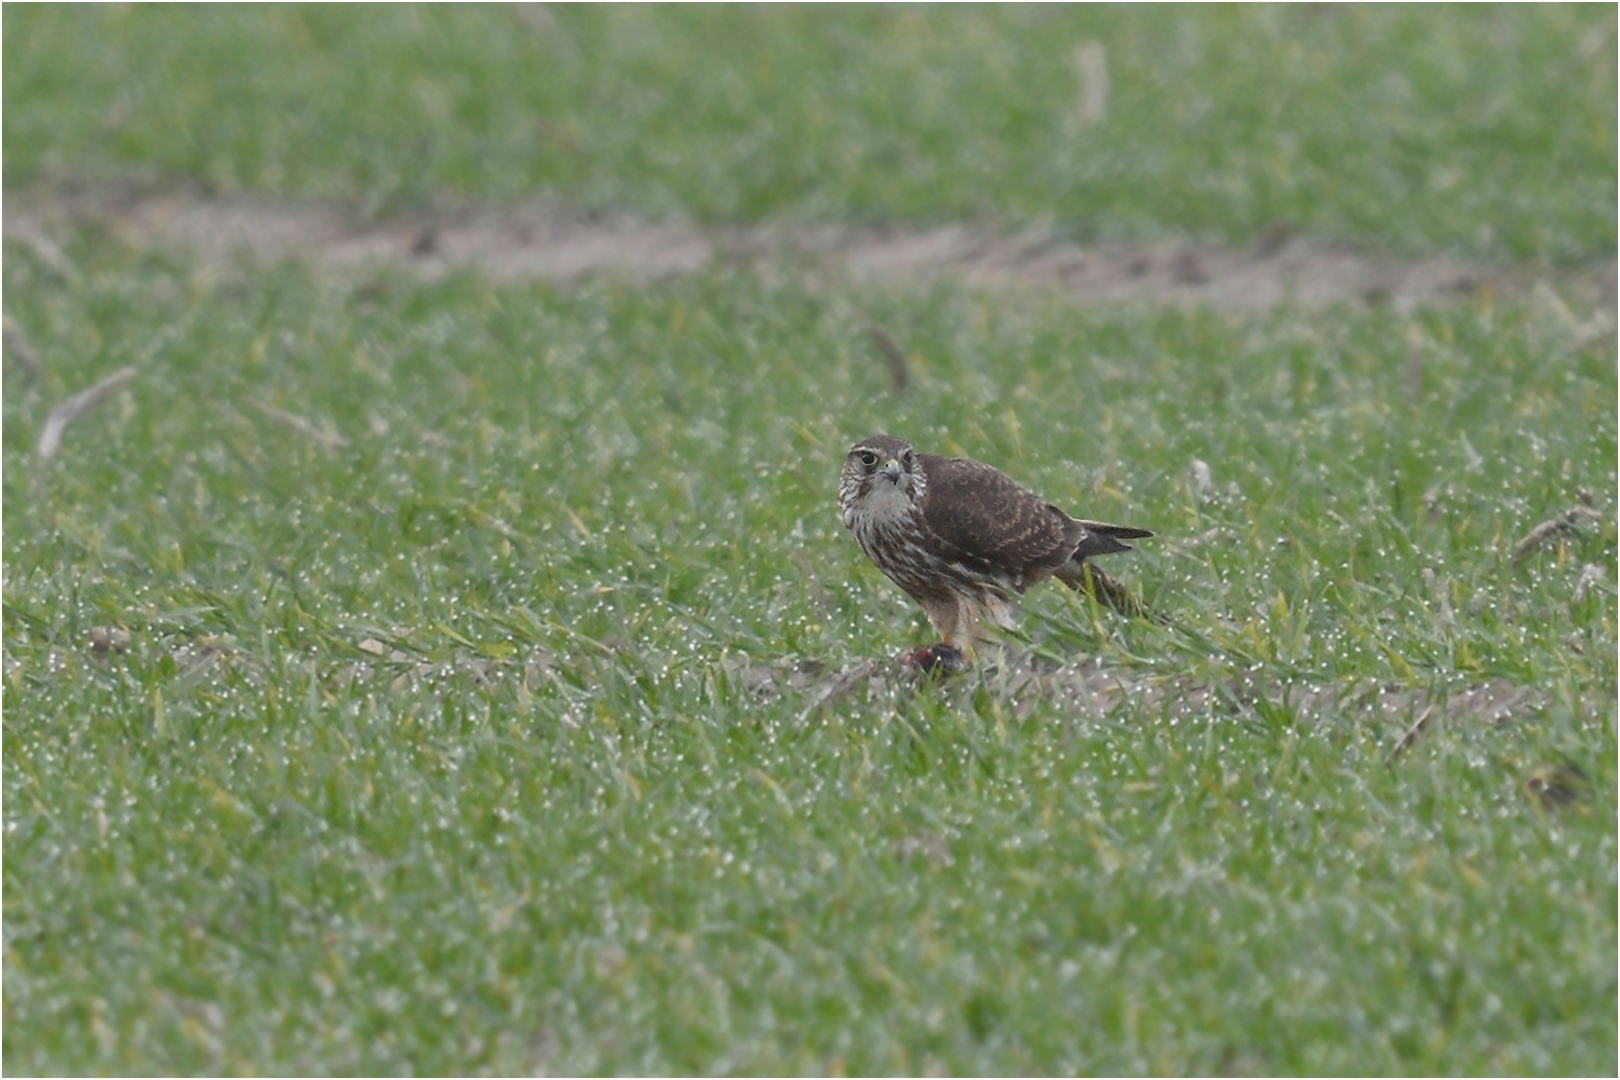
[8,185,1615,314]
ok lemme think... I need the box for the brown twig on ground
[797,659,883,722]
[10,222,80,281]
[37,366,138,460]
[246,399,348,452]
[1387,705,1439,762]
[863,323,910,392]
[1512,502,1604,565]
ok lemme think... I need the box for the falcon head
[840,434,928,530]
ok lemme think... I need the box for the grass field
[5,5,1615,258]
[4,5,1617,1076]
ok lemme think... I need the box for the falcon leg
[893,596,975,675]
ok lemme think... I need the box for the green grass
[4,237,1614,1074]
[4,4,1617,1075]
[5,4,1615,258]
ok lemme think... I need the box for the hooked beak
[882,459,904,484]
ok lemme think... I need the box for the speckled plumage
[839,434,1152,653]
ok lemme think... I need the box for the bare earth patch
[7,185,1615,312]
[46,619,1543,762]
[47,621,1542,764]
[742,650,1540,751]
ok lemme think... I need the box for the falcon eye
[856,450,880,468]
[901,450,914,466]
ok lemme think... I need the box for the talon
[898,642,970,676]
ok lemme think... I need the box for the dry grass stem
[36,366,138,461]
[246,399,349,452]
[1512,503,1605,565]
[1388,705,1440,762]
[864,323,910,392]
[1074,41,1110,126]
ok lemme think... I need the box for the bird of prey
[839,434,1152,670]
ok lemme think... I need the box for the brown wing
[915,453,1084,593]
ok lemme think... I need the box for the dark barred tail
[1072,519,1154,562]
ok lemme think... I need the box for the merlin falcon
[840,434,1153,669]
